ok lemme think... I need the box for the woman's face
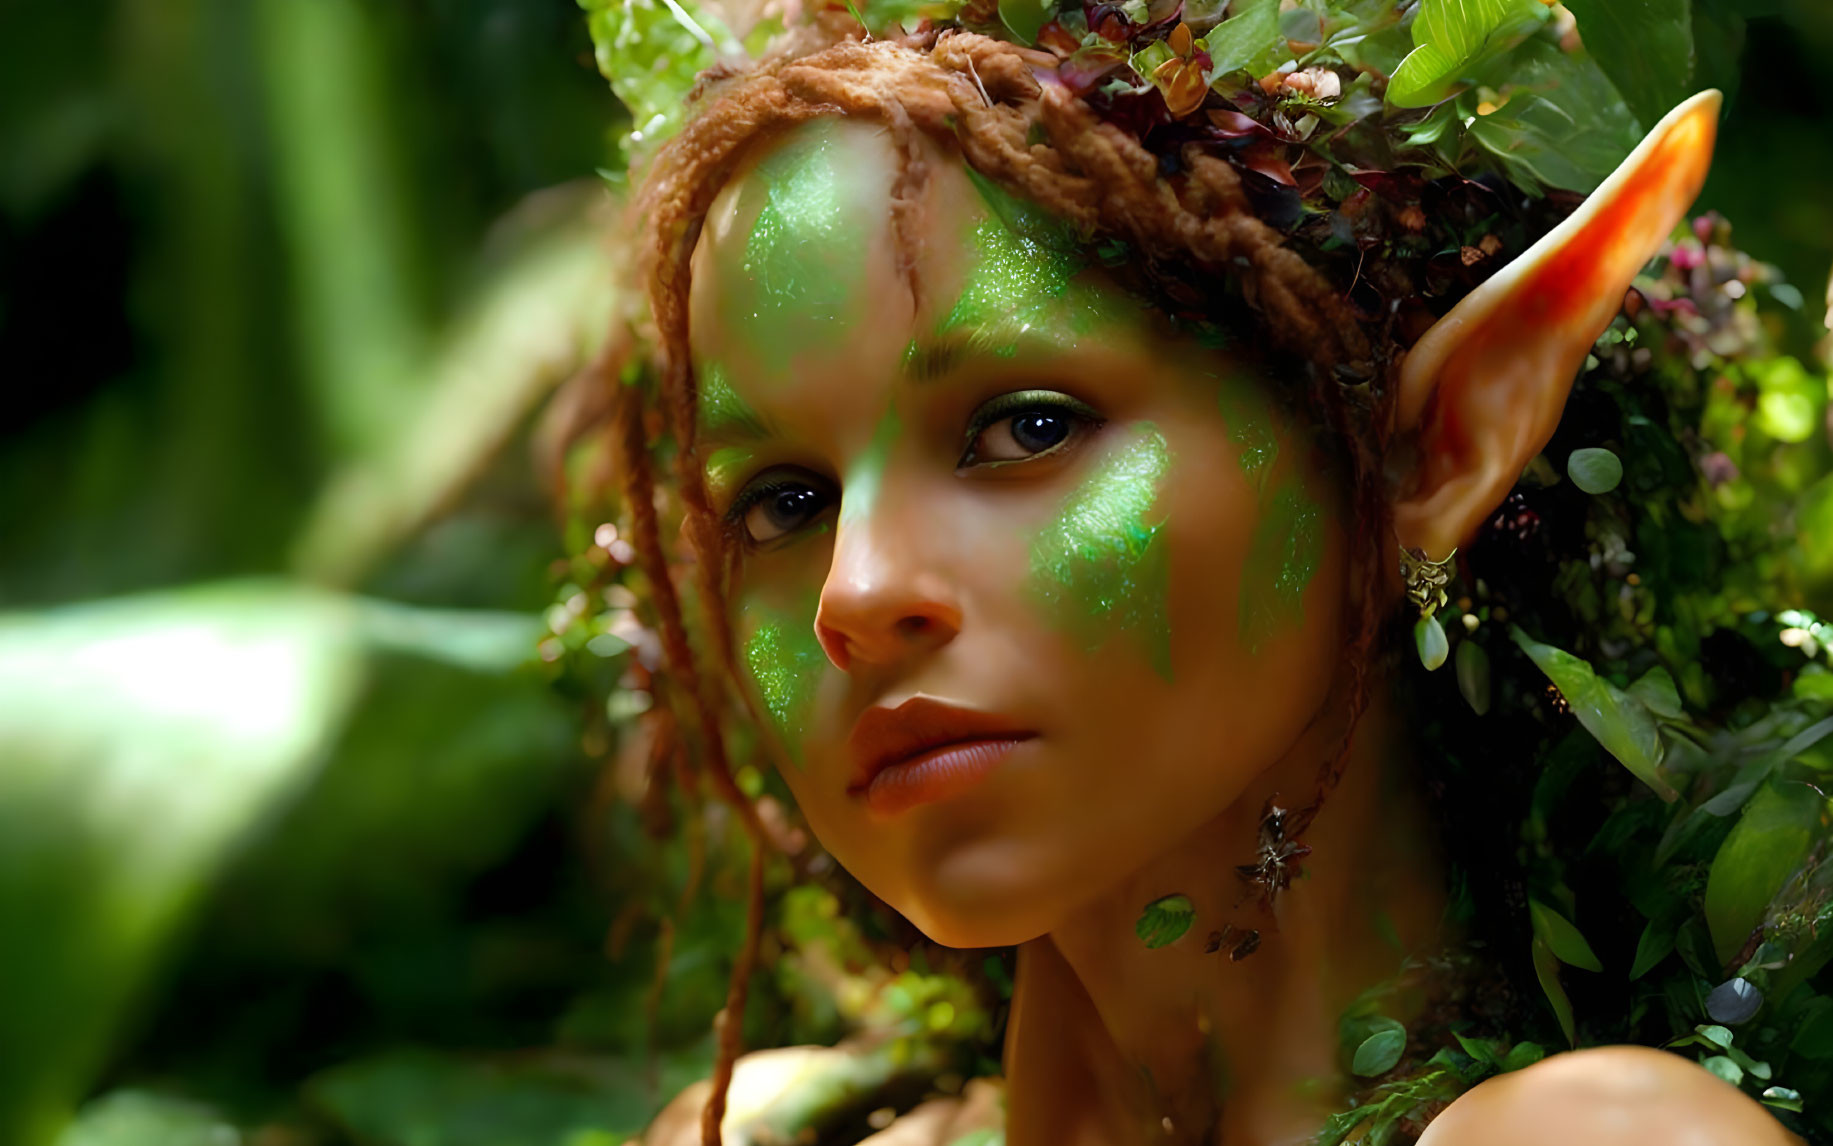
[687,119,1348,948]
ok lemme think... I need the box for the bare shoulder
[1416,1045,1803,1146]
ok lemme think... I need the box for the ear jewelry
[1400,545,1457,671]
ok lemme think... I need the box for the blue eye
[732,473,834,544]
[961,390,1102,468]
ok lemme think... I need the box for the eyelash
[721,390,1105,547]
[957,389,1104,468]
[723,470,831,545]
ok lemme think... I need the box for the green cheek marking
[1238,481,1324,653]
[741,596,826,766]
[1027,425,1174,679]
[722,121,869,372]
[840,408,901,527]
[1213,374,1280,491]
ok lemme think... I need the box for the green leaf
[1751,356,1825,444]
[1135,893,1196,949]
[1705,780,1823,966]
[1701,1054,1744,1086]
[1568,447,1625,494]
[1201,0,1281,81]
[1530,899,1604,972]
[56,1090,243,1146]
[1695,1024,1735,1049]
[1452,1032,1503,1065]
[1416,613,1449,671]
[1627,667,1684,720]
[1500,1041,1547,1072]
[1399,101,1460,145]
[1351,1019,1408,1077]
[1762,1087,1804,1113]
[580,0,741,160]
[1459,29,1643,192]
[1562,0,1695,130]
[1532,936,1576,1046]
[998,0,1054,46]
[1387,0,1548,108]
[1630,918,1677,980]
[1511,627,1676,800]
[0,583,365,1146]
[1456,639,1491,715]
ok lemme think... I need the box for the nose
[814,515,962,673]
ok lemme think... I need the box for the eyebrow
[901,323,1086,385]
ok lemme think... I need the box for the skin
[691,120,1346,962]
[672,95,1780,1146]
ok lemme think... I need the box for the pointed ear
[1391,91,1722,559]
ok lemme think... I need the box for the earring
[1400,545,1456,671]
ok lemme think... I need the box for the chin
[890,836,1068,949]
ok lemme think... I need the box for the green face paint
[697,359,768,440]
[1027,424,1174,679]
[720,120,873,373]
[741,594,826,765]
[1212,372,1280,491]
[936,170,1107,355]
[703,446,755,501]
[1237,481,1323,653]
[840,407,901,527]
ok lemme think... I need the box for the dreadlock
[590,27,1439,1145]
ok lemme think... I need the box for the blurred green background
[0,1,1829,1144]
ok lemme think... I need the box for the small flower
[1150,23,1210,118]
[1700,451,1740,487]
[1280,65,1341,102]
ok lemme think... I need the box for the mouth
[846,696,1037,817]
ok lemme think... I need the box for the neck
[1001,681,1442,1146]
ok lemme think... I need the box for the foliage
[3,3,1831,1146]
[579,0,742,169]
[1386,0,1548,109]
[578,0,1712,197]
[1135,893,1197,948]
[1369,215,1833,1141]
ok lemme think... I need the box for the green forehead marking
[697,360,767,439]
[1213,373,1280,491]
[741,594,825,767]
[1027,424,1174,679]
[937,170,1107,354]
[721,120,870,373]
[1238,481,1323,653]
[840,407,901,527]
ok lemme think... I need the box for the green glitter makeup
[1213,373,1280,491]
[1027,424,1174,679]
[1237,481,1324,653]
[935,170,1107,355]
[720,120,873,372]
[702,446,755,501]
[741,594,826,765]
[697,360,768,440]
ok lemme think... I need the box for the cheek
[1238,481,1327,652]
[1022,423,1174,678]
[735,589,825,768]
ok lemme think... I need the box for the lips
[846,696,1036,815]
